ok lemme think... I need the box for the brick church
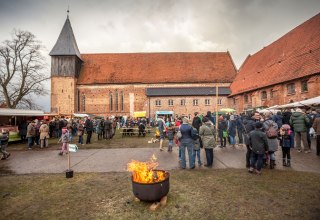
[49,16,237,119]
[50,13,320,117]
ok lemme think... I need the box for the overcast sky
[0,0,320,111]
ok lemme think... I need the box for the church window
[77,90,80,112]
[109,92,113,112]
[115,90,119,111]
[121,91,124,111]
[82,94,85,112]
[168,99,173,106]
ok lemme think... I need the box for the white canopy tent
[0,108,45,116]
[265,96,320,110]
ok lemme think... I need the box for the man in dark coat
[192,112,203,148]
[84,117,93,144]
[104,117,112,139]
[248,122,269,175]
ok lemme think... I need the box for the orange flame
[127,154,166,183]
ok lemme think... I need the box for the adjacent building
[230,13,320,112]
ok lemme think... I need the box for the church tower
[49,15,82,115]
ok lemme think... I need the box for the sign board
[68,144,78,153]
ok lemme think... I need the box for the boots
[282,158,287,166]
[270,160,275,169]
[287,159,291,167]
[159,139,164,151]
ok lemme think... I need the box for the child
[58,129,69,156]
[0,130,10,160]
[279,124,294,167]
[192,127,202,166]
[77,123,84,145]
[167,123,175,152]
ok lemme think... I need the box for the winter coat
[249,129,269,154]
[228,120,237,137]
[26,123,35,138]
[192,116,202,131]
[236,117,245,131]
[180,123,193,144]
[282,111,292,125]
[167,127,175,140]
[199,122,215,149]
[280,131,294,148]
[312,117,320,135]
[289,112,310,132]
[85,119,94,132]
[263,119,279,152]
[39,124,50,140]
[77,124,84,136]
[59,133,69,143]
[104,120,112,130]
[273,114,283,129]
[18,121,27,136]
[193,138,201,150]
[218,120,227,137]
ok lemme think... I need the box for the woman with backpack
[263,112,279,169]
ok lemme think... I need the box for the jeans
[250,152,264,171]
[180,141,194,169]
[229,135,236,145]
[78,135,83,144]
[205,148,214,166]
[193,149,202,165]
[27,137,34,149]
[168,140,173,151]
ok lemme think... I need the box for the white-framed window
[217,98,222,105]
[205,99,210,105]
[180,99,186,106]
[193,99,198,106]
[155,100,161,106]
[168,99,173,106]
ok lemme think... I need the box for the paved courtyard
[1,144,319,174]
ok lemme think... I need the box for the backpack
[266,121,278,139]
[191,127,199,140]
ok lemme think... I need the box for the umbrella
[219,108,236,113]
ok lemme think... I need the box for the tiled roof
[146,87,231,96]
[230,13,320,96]
[49,17,82,59]
[77,52,237,84]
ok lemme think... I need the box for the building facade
[230,13,320,112]
[50,17,237,118]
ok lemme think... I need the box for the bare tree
[0,29,49,109]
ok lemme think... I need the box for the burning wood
[127,154,166,183]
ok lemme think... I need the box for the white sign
[68,144,78,153]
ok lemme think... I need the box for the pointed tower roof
[49,16,81,59]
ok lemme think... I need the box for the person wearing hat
[289,108,310,153]
[26,121,36,150]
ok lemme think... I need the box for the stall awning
[0,108,45,116]
[134,111,146,118]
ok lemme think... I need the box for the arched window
[109,92,113,112]
[82,93,85,112]
[115,90,119,112]
[121,91,124,111]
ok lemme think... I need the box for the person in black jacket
[84,117,93,144]
[243,112,261,168]
[248,122,269,175]
[192,112,202,131]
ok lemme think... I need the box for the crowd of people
[156,108,320,174]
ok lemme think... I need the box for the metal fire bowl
[131,170,170,202]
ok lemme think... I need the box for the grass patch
[8,130,160,151]
[1,169,320,219]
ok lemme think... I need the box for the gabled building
[50,16,237,118]
[230,13,320,112]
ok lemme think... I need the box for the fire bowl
[131,170,170,202]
